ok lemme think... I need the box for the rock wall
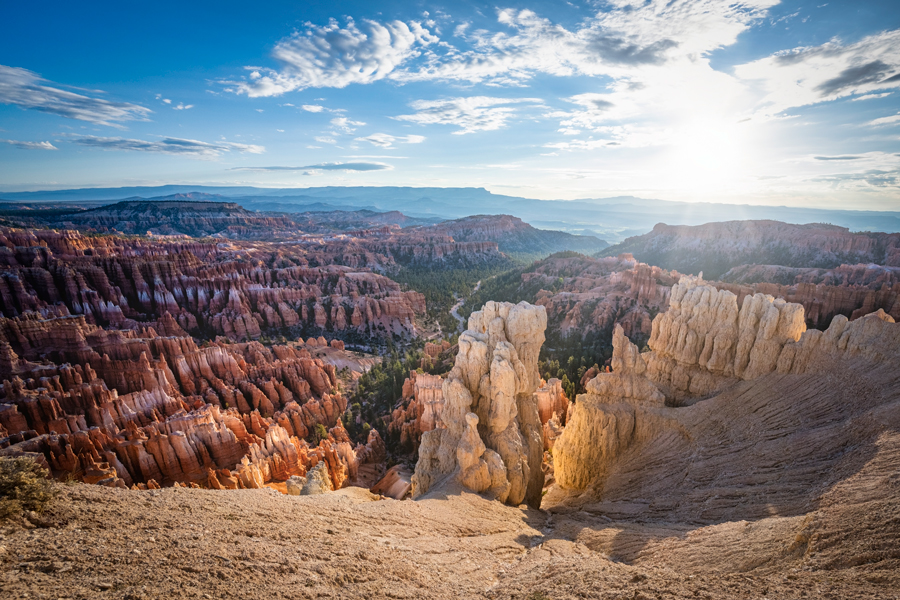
[411,301,547,507]
[553,274,900,497]
[0,227,426,341]
[388,371,445,451]
[604,220,900,278]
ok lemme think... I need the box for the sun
[661,117,757,199]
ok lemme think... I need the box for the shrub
[0,456,56,517]
[314,423,329,443]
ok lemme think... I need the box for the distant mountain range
[2,185,899,243]
[13,196,606,259]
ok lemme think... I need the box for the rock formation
[370,465,412,499]
[603,220,900,278]
[534,377,569,450]
[411,301,547,507]
[388,371,445,451]
[552,274,900,503]
[716,263,900,329]
[52,200,299,238]
[428,214,608,256]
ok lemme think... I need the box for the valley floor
[1,480,897,600]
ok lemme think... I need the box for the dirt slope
[0,474,897,600]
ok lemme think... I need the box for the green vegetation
[457,252,613,401]
[458,252,591,322]
[313,423,329,444]
[394,263,517,333]
[347,339,453,451]
[0,456,56,518]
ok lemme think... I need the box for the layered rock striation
[603,220,900,278]
[388,371,446,452]
[411,301,547,507]
[0,227,426,341]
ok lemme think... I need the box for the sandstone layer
[411,301,547,507]
[603,219,900,278]
[551,275,900,522]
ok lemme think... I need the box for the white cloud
[330,116,365,133]
[173,103,193,110]
[72,135,264,158]
[231,161,391,172]
[0,64,151,127]
[395,3,777,86]
[852,92,893,101]
[393,96,542,134]
[314,136,337,144]
[735,29,900,118]
[301,104,325,112]
[224,18,437,97]
[0,139,57,150]
[163,98,172,104]
[868,113,900,127]
[354,133,425,148]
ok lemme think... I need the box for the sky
[1,0,900,210]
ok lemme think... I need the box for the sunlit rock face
[411,301,547,508]
[552,273,900,501]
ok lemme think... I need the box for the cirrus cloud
[230,161,391,172]
[736,29,900,118]
[72,136,264,158]
[354,133,425,148]
[0,64,151,127]
[0,139,57,150]
[223,18,437,97]
[393,96,542,134]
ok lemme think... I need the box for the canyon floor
[1,477,898,600]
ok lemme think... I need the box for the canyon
[2,273,896,600]
[1,203,899,599]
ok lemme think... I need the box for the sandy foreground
[0,480,897,600]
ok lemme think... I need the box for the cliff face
[0,227,426,341]
[551,275,900,524]
[717,263,900,328]
[411,301,547,507]
[51,200,299,238]
[603,220,900,278]
[428,214,608,256]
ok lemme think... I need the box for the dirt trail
[450,280,481,332]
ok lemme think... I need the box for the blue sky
[1,0,900,210]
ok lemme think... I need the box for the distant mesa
[426,214,608,257]
[6,185,898,243]
[601,220,900,279]
[44,198,295,238]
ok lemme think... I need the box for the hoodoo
[411,300,547,507]
[552,274,900,513]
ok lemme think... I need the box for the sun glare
[662,118,755,198]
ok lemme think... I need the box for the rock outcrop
[388,371,445,451]
[428,214,608,256]
[603,220,900,278]
[552,274,900,503]
[53,200,299,238]
[411,301,547,507]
